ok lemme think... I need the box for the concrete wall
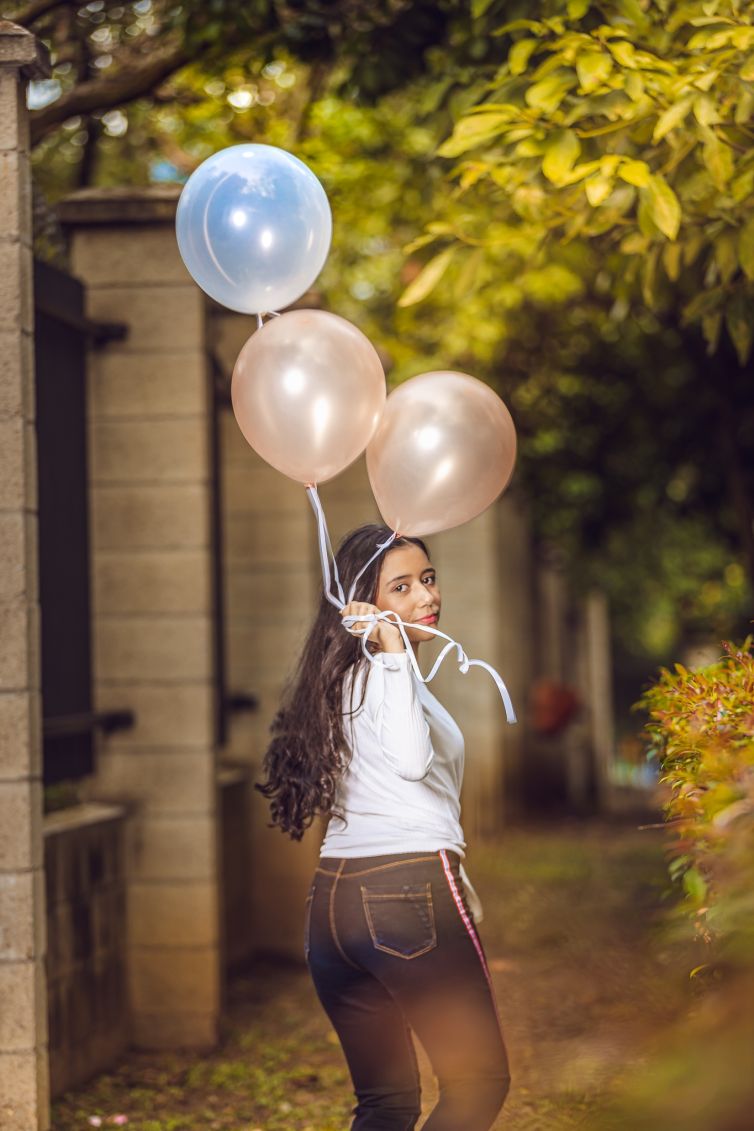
[44,804,128,1096]
[59,193,222,1049]
[0,24,51,1131]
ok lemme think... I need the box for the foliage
[584,640,754,1131]
[636,636,754,967]
[408,0,754,365]
[24,1,754,671]
[8,0,458,148]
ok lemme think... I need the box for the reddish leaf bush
[637,636,754,968]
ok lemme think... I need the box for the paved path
[52,815,700,1130]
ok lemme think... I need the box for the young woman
[257,524,511,1131]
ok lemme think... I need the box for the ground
[52,814,703,1131]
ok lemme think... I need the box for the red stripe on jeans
[439,849,495,995]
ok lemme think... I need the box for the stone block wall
[44,804,128,1097]
[0,24,51,1131]
[58,192,222,1049]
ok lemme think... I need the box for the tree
[24,0,753,672]
[396,0,754,602]
[6,0,457,152]
[405,0,754,362]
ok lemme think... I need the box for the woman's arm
[356,652,434,781]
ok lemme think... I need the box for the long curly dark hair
[255,523,429,840]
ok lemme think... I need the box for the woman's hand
[340,602,405,653]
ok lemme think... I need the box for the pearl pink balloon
[366,371,517,536]
[231,310,386,484]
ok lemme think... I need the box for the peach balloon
[366,371,517,536]
[231,309,386,484]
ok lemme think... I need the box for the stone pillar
[57,189,221,1048]
[584,588,615,807]
[0,22,51,1131]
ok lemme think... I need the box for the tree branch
[30,39,190,144]
[8,0,68,27]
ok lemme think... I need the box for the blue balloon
[175,143,332,314]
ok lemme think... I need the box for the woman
[256,524,511,1130]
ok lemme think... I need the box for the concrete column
[584,588,615,806]
[57,189,221,1048]
[0,22,51,1131]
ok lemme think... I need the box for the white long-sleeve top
[320,651,484,920]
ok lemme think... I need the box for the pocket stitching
[360,882,437,960]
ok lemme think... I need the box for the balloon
[366,371,517,536]
[176,144,332,314]
[231,310,386,484]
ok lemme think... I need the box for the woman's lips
[415,613,439,624]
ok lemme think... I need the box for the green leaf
[398,247,455,307]
[741,53,754,80]
[509,38,538,75]
[542,129,581,184]
[682,285,724,323]
[567,0,590,17]
[453,248,484,301]
[525,69,575,113]
[576,51,613,93]
[663,241,682,281]
[714,230,738,283]
[693,94,720,126]
[437,110,515,157]
[731,165,754,203]
[693,68,718,92]
[643,174,682,240]
[738,216,754,280]
[653,95,694,142]
[585,173,614,205]
[682,867,707,903]
[471,0,496,17]
[703,137,734,189]
[618,158,651,187]
[735,88,754,125]
[702,310,723,353]
[641,245,659,306]
[607,39,637,68]
[725,289,753,364]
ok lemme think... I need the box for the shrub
[636,636,754,970]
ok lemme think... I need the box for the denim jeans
[305,850,511,1130]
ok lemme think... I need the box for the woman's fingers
[341,601,380,637]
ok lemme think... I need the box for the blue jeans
[305,850,511,1130]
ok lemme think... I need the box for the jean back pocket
[360,881,437,959]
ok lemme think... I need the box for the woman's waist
[317,847,463,880]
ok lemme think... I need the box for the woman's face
[374,543,441,645]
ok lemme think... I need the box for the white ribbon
[304,484,517,725]
[306,485,346,609]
